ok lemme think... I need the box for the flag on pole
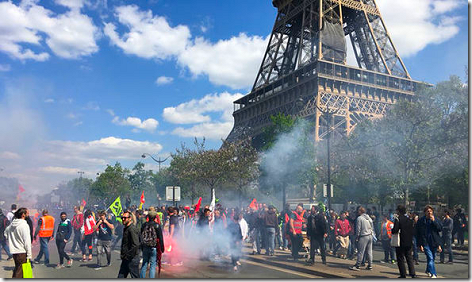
[139,191,145,210]
[18,184,25,193]
[209,189,216,212]
[248,198,257,209]
[81,199,86,207]
[194,197,202,213]
[109,196,123,223]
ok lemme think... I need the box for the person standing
[227,212,243,271]
[391,205,416,278]
[33,209,55,265]
[6,204,17,223]
[238,212,249,242]
[4,208,32,278]
[0,209,13,260]
[118,210,140,278]
[440,211,453,264]
[81,210,96,262]
[289,204,305,262]
[93,211,114,270]
[307,205,328,265]
[262,205,278,256]
[168,207,183,266]
[350,207,374,271]
[379,215,395,264]
[416,205,442,278]
[70,206,84,254]
[453,208,467,246]
[55,212,73,269]
[140,211,164,278]
[334,211,351,259]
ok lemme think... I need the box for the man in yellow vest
[380,214,395,264]
[33,210,55,265]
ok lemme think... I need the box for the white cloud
[172,122,233,140]
[39,166,83,175]
[112,116,159,132]
[0,64,11,72]
[74,121,83,126]
[0,151,21,160]
[163,92,243,124]
[66,112,78,119]
[0,0,99,61]
[178,33,268,89]
[104,5,190,60]
[155,76,174,85]
[376,0,463,57]
[54,0,86,10]
[83,101,100,111]
[44,98,54,103]
[106,109,115,116]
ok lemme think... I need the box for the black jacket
[121,224,140,260]
[307,213,328,238]
[141,221,164,253]
[261,210,278,228]
[392,215,415,247]
[416,216,442,248]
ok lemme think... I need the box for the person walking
[6,204,17,223]
[118,210,140,278]
[379,215,395,264]
[391,205,416,278]
[0,209,13,261]
[55,212,73,269]
[33,209,55,265]
[349,207,374,271]
[4,208,32,278]
[416,205,442,278]
[453,208,467,246]
[334,211,351,259]
[93,210,114,270]
[81,210,96,262]
[70,206,84,254]
[140,211,164,278]
[228,212,243,271]
[307,205,328,265]
[261,205,278,256]
[289,204,305,262]
[440,210,453,264]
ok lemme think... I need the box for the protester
[289,203,305,261]
[238,213,249,242]
[246,207,261,255]
[307,205,328,265]
[350,206,374,271]
[6,204,17,223]
[261,205,278,256]
[391,205,416,278]
[379,215,395,264]
[168,207,183,266]
[4,208,32,278]
[453,208,467,246]
[33,209,55,265]
[82,209,96,262]
[227,212,243,271]
[440,210,454,264]
[416,205,442,278]
[197,208,211,260]
[334,211,351,259]
[93,210,114,270]
[118,210,140,278]
[55,212,73,269]
[0,209,13,261]
[70,206,84,254]
[140,210,164,278]
[410,212,420,265]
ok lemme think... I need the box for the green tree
[89,162,131,207]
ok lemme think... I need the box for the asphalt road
[0,240,468,278]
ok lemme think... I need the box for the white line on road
[241,258,320,278]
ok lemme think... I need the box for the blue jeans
[35,237,50,263]
[412,236,418,260]
[440,234,453,262]
[0,240,12,259]
[265,227,276,254]
[423,245,437,276]
[140,247,157,278]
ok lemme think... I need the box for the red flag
[140,191,145,204]
[194,197,202,213]
[81,199,86,207]
[18,184,25,193]
[249,198,257,209]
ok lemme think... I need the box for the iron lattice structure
[227,0,421,145]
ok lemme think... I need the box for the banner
[194,197,202,213]
[109,196,123,223]
[19,184,25,193]
[249,198,257,209]
[139,191,145,210]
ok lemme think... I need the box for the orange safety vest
[38,215,55,237]
[291,210,305,234]
[381,220,394,239]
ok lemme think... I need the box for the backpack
[141,223,158,247]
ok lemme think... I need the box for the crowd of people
[0,200,467,279]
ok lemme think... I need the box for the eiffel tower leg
[315,92,321,142]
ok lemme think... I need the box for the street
[0,240,468,279]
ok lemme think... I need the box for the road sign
[166,186,181,202]
[323,184,333,198]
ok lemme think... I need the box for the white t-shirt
[239,218,249,240]
[6,210,16,223]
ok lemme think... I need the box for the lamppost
[141,153,170,172]
[315,104,339,212]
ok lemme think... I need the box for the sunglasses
[121,216,130,219]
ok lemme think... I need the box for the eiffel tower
[226,0,421,145]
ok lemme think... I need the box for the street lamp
[315,104,340,212]
[141,153,170,172]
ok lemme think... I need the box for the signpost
[323,184,333,198]
[166,186,181,206]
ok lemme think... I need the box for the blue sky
[0,0,468,195]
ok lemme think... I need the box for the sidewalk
[242,244,440,278]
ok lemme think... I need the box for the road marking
[241,258,320,278]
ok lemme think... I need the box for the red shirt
[335,218,351,237]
